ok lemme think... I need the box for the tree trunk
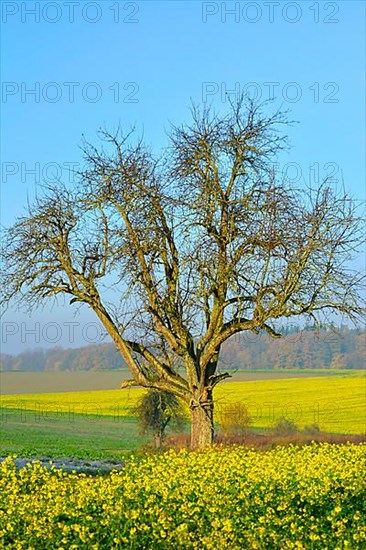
[190,390,214,449]
[155,431,163,448]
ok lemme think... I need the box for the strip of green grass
[0,408,149,458]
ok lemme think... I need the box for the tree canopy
[1,98,365,448]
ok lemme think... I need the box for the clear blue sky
[1,1,365,353]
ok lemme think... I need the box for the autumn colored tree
[1,98,365,448]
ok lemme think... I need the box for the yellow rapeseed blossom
[0,443,365,549]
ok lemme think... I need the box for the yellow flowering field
[1,443,365,549]
[1,375,365,434]
[216,376,366,434]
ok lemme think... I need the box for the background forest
[1,326,364,372]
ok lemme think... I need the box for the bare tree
[1,99,365,448]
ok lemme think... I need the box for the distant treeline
[220,326,365,371]
[0,344,125,372]
[0,327,365,372]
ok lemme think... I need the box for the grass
[0,374,365,458]
[0,385,148,458]
[0,409,148,459]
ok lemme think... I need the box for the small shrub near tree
[133,390,186,448]
[272,416,299,436]
[303,423,321,436]
[218,402,251,436]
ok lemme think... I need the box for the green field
[1,373,365,458]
